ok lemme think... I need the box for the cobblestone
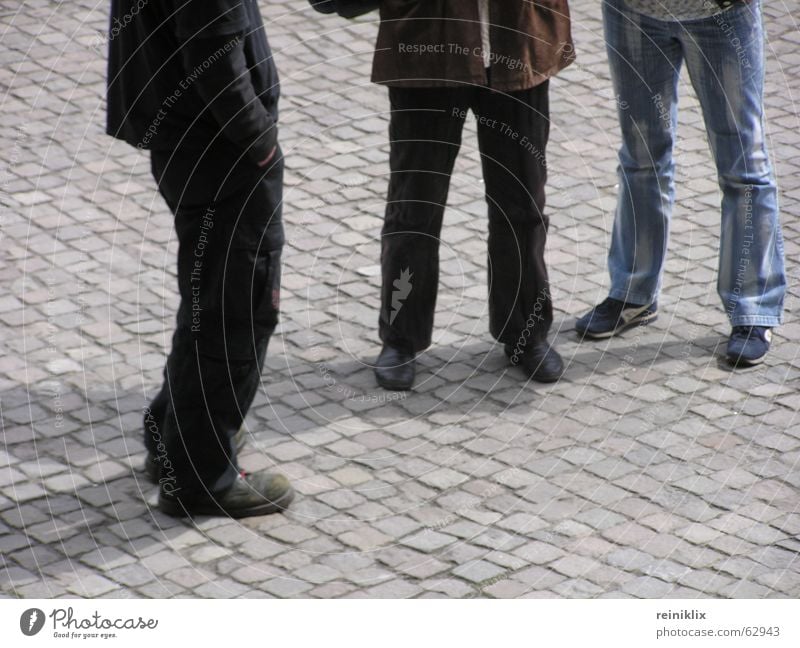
[0,0,797,600]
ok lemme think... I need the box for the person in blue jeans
[576,0,786,366]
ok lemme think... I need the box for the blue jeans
[603,0,785,326]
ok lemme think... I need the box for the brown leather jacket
[371,1,575,91]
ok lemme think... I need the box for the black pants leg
[474,81,553,344]
[379,86,467,353]
[146,144,284,496]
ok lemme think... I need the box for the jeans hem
[728,315,782,328]
[608,287,658,307]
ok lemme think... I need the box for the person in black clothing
[107,0,293,518]
[369,2,574,391]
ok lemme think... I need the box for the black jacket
[106,0,279,163]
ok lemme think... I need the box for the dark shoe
[575,297,658,339]
[143,428,247,484]
[727,326,772,367]
[505,342,564,383]
[374,344,415,391]
[158,470,294,518]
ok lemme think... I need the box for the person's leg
[150,145,284,498]
[602,0,684,306]
[474,81,563,381]
[680,0,785,330]
[379,86,467,353]
[474,81,552,345]
[143,381,168,458]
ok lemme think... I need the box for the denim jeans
[603,0,785,326]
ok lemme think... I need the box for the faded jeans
[603,0,785,326]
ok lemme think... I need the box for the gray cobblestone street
[1,0,799,598]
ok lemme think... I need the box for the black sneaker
[143,428,246,484]
[575,297,658,339]
[158,470,294,518]
[726,326,772,367]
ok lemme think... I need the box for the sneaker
[143,428,246,484]
[158,470,294,518]
[726,326,772,367]
[575,297,658,339]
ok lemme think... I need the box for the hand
[257,146,278,167]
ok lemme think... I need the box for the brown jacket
[371,1,575,91]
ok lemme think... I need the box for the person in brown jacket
[370,1,575,390]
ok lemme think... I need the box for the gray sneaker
[159,470,294,518]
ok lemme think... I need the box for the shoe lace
[593,297,625,317]
[731,326,767,342]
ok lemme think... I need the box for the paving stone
[265,524,318,545]
[552,578,606,597]
[194,578,252,598]
[139,550,189,576]
[400,530,458,553]
[166,567,214,589]
[329,466,372,486]
[620,576,675,598]
[272,550,314,571]
[452,560,507,585]
[79,547,137,571]
[292,564,341,585]
[483,578,533,598]
[365,579,422,598]
[104,564,156,588]
[550,555,604,579]
[396,556,451,580]
[1,0,798,602]
[66,573,119,597]
[512,540,566,565]
[418,577,474,598]
[0,533,31,554]
[511,566,566,591]
[372,515,423,538]
[735,525,788,545]
[718,580,777,598]
[338,527,392,552]
[309,582,356,598]
[640,559,693,582]
[678,570,738,595]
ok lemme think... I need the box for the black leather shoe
[374,344,415,391]
[143,428,246,484]
[505,342,564,383]
[158,470,294,519]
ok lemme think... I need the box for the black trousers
[379,81,553,353]
[145,142,284,496]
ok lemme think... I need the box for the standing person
[107,0,294,517]
[576,0,786,367]
[371,1,575,391]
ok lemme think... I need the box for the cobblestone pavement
[1,0,799,599]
